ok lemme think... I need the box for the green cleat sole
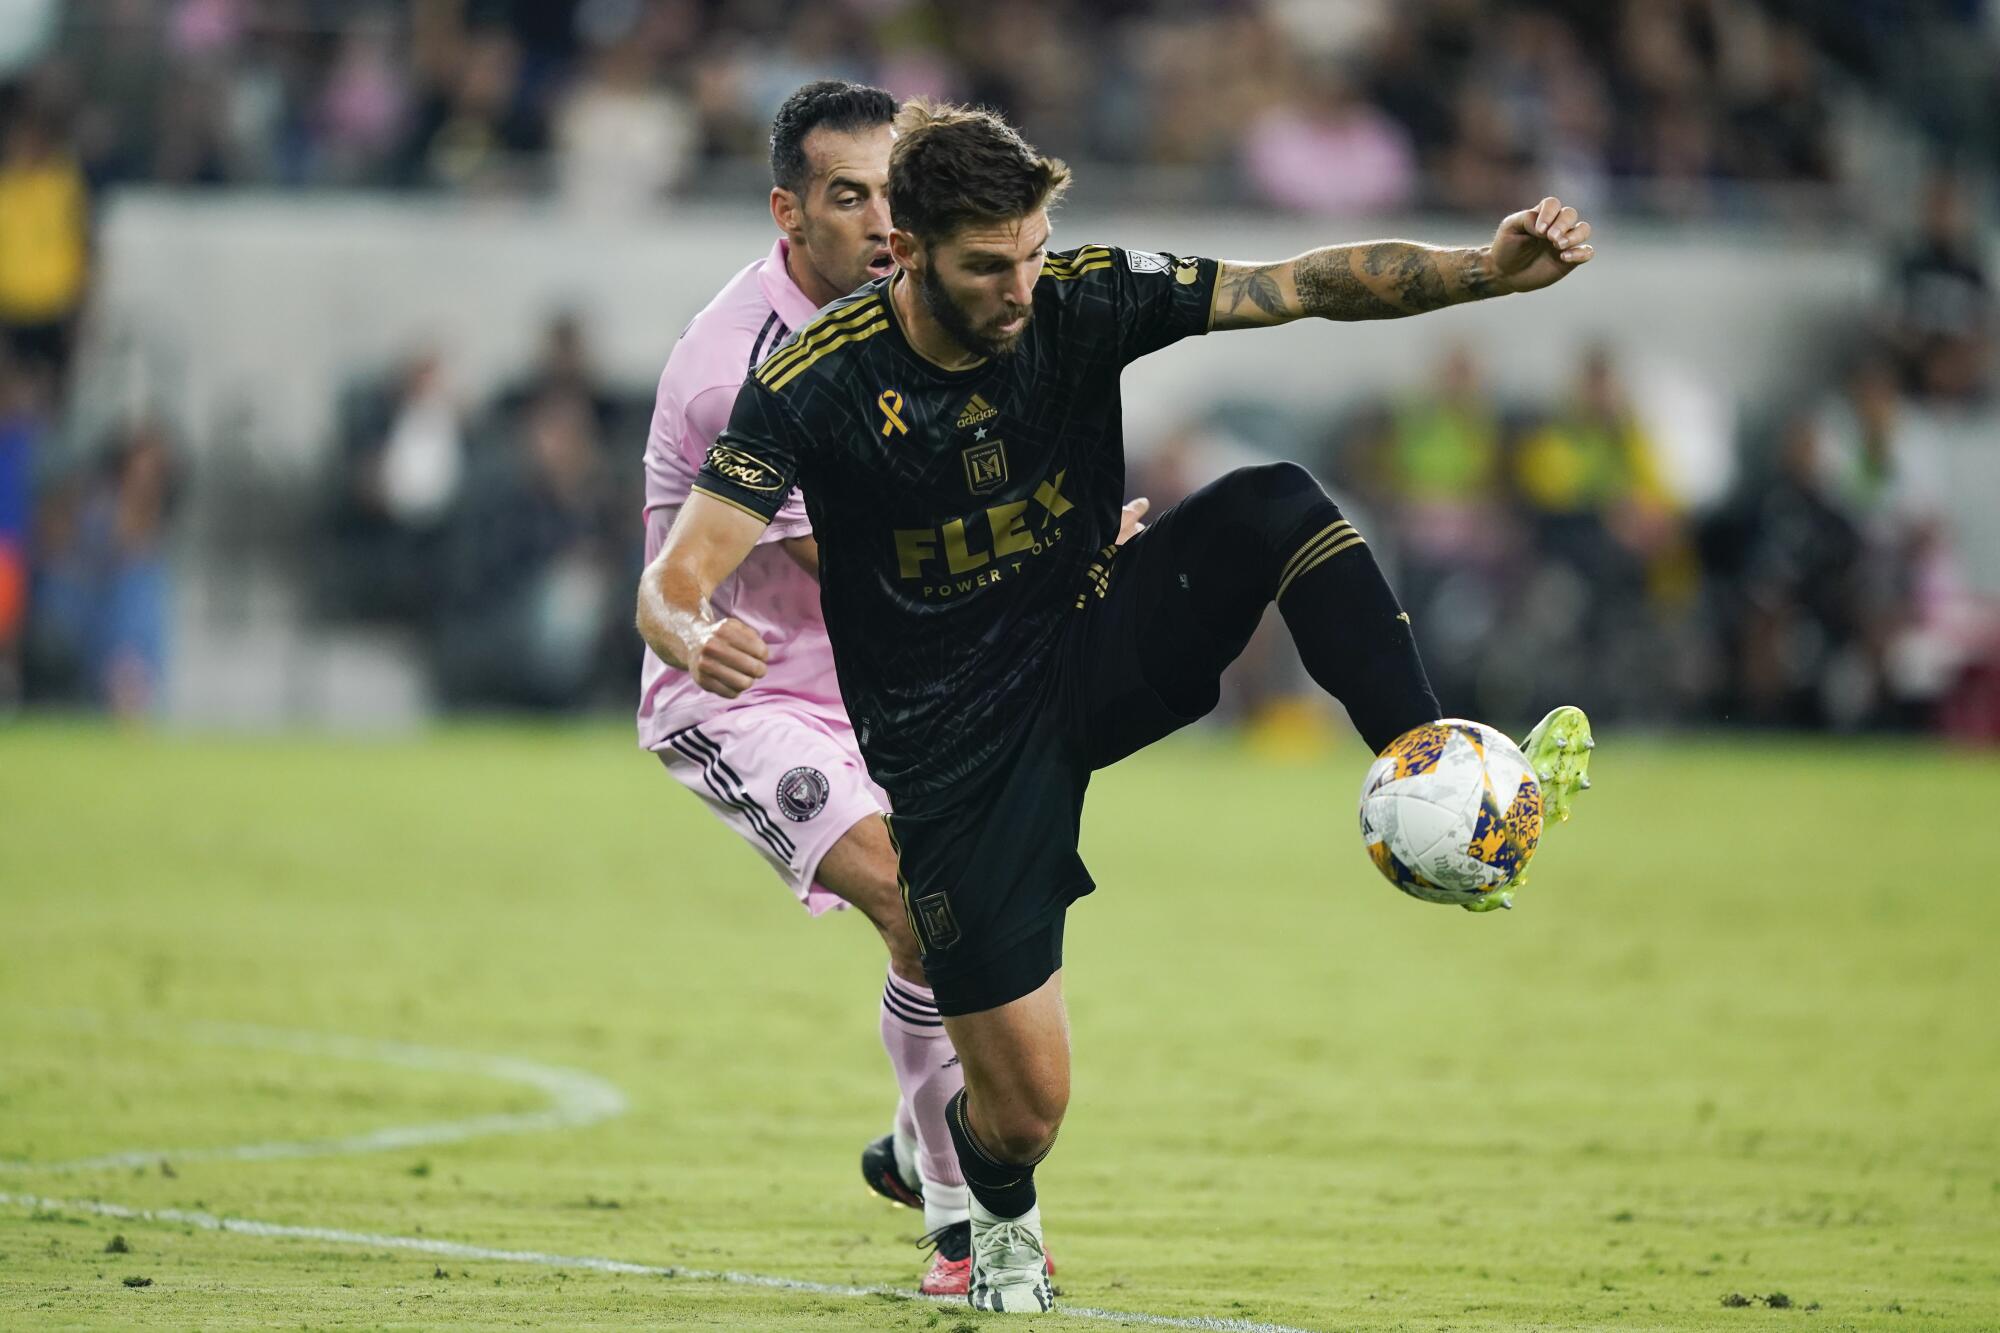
[1521,705,1594,826]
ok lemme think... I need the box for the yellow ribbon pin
[878,389,908,438]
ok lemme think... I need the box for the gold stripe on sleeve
[689,485,777,524]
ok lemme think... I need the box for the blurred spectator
[1885,170,1992,403]
[1724,20,1835,184]
[1511,345,1692,717]
[25,419,178,716]
[553,20,694,214]
[0,98,89,397]
[1354,346,1515,710]
[496,312,620,439]
[1702,412,1874,727]
[0,354,42,707]
[434,390,622,709]
[322,349,465,622]
[395,25,547,191]
[1240,57,1416,216]
[316,9,411,185]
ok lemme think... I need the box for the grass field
[3,722,1999,1331]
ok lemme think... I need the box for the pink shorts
[654,704,889,915]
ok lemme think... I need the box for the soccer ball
[1358,719,1543,911]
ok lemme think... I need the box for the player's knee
[1202,462,1338,557]
[1219,460,1326,513]
[880,917,927,986]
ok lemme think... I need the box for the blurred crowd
[0,0,1994,215]
[1137,169,2000,739]
[3,0,1999,734]
[315,314,649,711]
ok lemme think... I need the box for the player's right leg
[940,970,1067,1314]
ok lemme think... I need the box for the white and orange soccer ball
[1358,719,1544,911]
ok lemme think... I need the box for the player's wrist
[1471,246,1508,298]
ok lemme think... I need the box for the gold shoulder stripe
[757,298,883,383]
[1046,244,1111,269]
[757,298,883,384]
[689,485,778,524]
[1045,259,1113,282]
[764,318,889,392]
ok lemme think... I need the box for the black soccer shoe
[860,1132,924,1209]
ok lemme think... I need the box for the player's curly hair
[769,80,898,194]
[888,100,1071,244]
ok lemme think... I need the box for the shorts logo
[913,892,961,950]
[704,444,784,492]
[962,440,1008,495]
[775,766,830,822]
[1125,249,1169,275]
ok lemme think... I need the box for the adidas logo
[956,394,998,430]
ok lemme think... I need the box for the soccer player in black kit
[637,100,1597,1312]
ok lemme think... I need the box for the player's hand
[1489,197,1594,295]
[1116,497,1150,545]
[689,616,769,698]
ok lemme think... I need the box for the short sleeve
[1058,245,1220,365]
[679,384,737,472]
[692,379,803,524]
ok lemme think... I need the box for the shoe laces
[917,1221,971,1264]
[975,1219,1046,1274]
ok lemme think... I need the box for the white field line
[0,1191,1324,1333]
[0,1021,628,1174]
[2,1021,1324,1332]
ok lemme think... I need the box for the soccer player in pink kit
[636,81,973,1294]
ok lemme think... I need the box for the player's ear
[770,186,804,238]
[888,228,921,272]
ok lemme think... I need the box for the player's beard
[917,261,1031,361]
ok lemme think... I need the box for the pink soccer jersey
[637,238,847,747]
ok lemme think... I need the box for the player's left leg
[1081,462,1587,880]
[1075,461,1439,768]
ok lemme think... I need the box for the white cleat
[967,1197,1055,1313]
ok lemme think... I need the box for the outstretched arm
[1209,197,1595,330]
[637,492,772,698]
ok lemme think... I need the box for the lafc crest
[962,440,1008,495]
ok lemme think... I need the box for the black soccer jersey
[694,244,1219,801]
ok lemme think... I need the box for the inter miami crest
[776,766,830,822]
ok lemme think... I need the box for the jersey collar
[760,237,832,333]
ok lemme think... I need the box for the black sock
[946,1088,1042,1219]
[1273,510,1440,754]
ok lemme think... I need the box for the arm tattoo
[1297,243,1497,321]
[1294,249,1402,320]
[1218,264,1289,321]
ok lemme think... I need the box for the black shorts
[890,493,1257,1018]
